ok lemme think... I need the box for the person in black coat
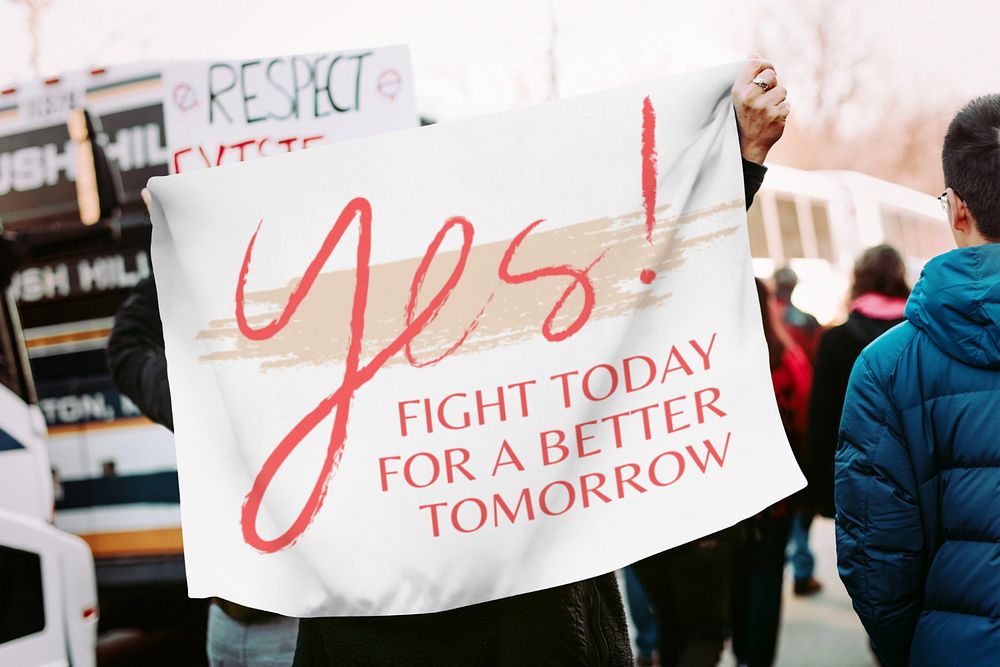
[625,59,788,667]
[107,277,301,666]
[805,244,909,519]
[109,56,788,666]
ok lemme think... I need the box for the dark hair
[942,94,1000,241]
[850,244,910,300]
[755,277,795,371]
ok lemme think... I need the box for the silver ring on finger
[751,76,770,92]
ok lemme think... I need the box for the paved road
[775,517,876,667]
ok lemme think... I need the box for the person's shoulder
[784,305,820,330]
[820,320,849,339]
[855,321,918,382]
[816,320,853,351]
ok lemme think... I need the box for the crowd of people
[103,55,999,667]
[623,247,915,667]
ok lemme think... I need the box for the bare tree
[84,8,156,69]
[748,0,883,143]
[10,0,51,76]
[740,0,959,193]
[852,104,956,193]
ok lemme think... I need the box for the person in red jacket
[773,266,822,363]
[729,279,811,667]
[772,266,824,596]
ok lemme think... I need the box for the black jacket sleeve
[106,276,174,431]
[742,158,767,210]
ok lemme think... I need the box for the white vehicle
[1,55,414,647]
[1,65,187,592]
[0,376,52,521]
[748,164,953,324]
[0,384,98,667]
[1,63,167,662]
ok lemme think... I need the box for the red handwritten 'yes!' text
[235,201,604,552]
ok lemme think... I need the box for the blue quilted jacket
[835,244,1000,667]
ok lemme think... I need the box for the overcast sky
[1,0,997,125]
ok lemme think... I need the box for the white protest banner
[148,62,805,617]
[162,46,416,173]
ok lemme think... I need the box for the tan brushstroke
[195,199,743,369]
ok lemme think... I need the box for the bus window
[881,207,951,262]
[880,207,907,253]
[747,202,769,258]
[810,201,835,261]
[776,195,803,258]
[0,544,46,644]
[912,215,953,259]
[879,207,955,262]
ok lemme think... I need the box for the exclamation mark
[640,96,658,285]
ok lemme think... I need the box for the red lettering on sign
[237,96,662,551]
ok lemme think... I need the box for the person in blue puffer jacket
[835,94,1000,667]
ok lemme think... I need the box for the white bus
[1,64,184,585]
[748,164,953,324]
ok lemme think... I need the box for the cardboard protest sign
[148,61,805,617]
[162,46,416,173]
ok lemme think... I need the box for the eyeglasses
[939,187,965,217]
[938,190,950,215]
